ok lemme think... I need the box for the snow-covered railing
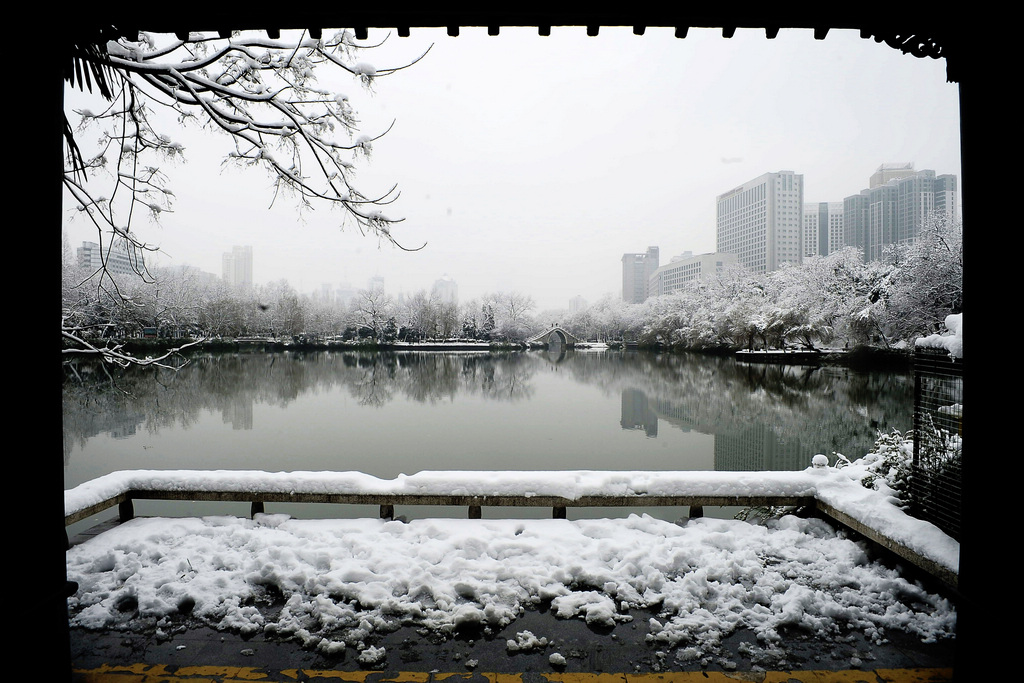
[64,466,960,591]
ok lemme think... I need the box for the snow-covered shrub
[739,429,915,523]
[834,428,913,508]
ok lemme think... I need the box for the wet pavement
[68,600,955,681]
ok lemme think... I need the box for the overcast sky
[63,26,962,312]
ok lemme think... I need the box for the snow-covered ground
[65,462,958,667]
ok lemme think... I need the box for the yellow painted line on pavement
[279,672,374,681]
[72,667,955,683]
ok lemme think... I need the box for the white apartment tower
[622,246,659,303]
[432,275,458,304]
[77,239,146,277]
[648,251,739,297]
[716,170,804,273]
[802,202,844,258]
[222,245,253,289]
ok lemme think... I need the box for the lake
[63,348,913,529]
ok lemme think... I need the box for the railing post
[553,506,566,519]
[118,499,134,523]
[468,505,481,519]
[251,501,264,518]
[690,505,704,518]
[380,504,394,520]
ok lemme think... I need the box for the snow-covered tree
[884,215,963,342]
[348,287,394,340]
[484,291,536,341]
[62,27,426,365]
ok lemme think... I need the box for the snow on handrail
[64,466,960,586]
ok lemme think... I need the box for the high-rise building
[844,166,958,261]
[431,275,458,304]
[569,295,588,314]
[716,170,804,274]
[621,246,659,303]
[222,245,253,289]
[77,239,146,277]
[802,202,844,258]
[869,162,916,188]
[648,251,739,297]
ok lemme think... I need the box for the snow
[63,467,959,573]
[915,313,962,359]
[506,630,549,652]
[65,461,959,664]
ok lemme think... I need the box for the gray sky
[64,26,962,311]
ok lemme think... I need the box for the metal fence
[912,347,963,540]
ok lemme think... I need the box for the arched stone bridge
[527,326,584,348]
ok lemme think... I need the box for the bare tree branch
[63,28,429,369]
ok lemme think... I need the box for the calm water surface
[63,349,912,526]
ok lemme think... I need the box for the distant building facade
[648,251,739,297]
[869,162,917,188]
[77,239,146,277]
[802,202,844,258]
[162,264,221,288]
[844,165,958,261]
[622,246,659,303]
[432,275,458,304]
[222,245,253,289]
[716,170,804,273]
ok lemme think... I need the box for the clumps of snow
[549,652,567,667]
[506,630,548,652]
[66,511,956,660]
[915,313,962,359]
[552,591,628,628]
[356,644,386,666]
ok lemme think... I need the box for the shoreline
[65,336,914,369]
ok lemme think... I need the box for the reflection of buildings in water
[109,422,138,439]
[222,398,254,430]
[621,389,713,439]
[714,422,811,471]
[620,388,657,437]
[620,386,815,471]
[648,396,700,433]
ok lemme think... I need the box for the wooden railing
[65,487,816,525]
[63,469,960,592]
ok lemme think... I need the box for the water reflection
[621,388,658,437]
[63,349,912,484]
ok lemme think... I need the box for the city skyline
[61,27,962,311]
